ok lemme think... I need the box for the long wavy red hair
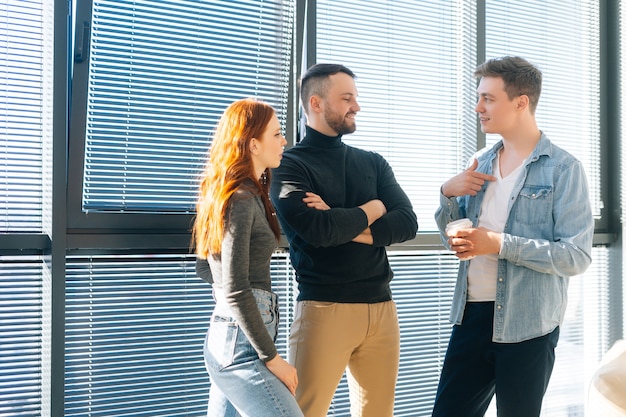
[193,98,281,258]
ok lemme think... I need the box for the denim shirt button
[497,304,502,309]
[498,277,503,282]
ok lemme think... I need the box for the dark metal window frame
[0,1,619,416]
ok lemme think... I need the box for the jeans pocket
[256,304,278,341]
[258,304,273,324]
[205,315,238,371]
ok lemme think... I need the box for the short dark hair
[299,63,356,114]
[474,56,542,114]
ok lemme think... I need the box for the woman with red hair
[193,98,303,417]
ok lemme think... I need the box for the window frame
[64,0,615,252]
[12,0,617,416]
[66,0,194,247]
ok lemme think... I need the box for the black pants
[431,302,559,417]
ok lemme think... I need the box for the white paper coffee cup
[445,218,474,260]
[445,218,473,235]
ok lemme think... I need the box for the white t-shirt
[467,151,526,301]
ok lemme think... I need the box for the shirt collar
[300,126,344,148]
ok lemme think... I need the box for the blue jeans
[431,302,559,417]
[204,288,303,417]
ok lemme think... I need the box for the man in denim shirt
[432,56,594,417]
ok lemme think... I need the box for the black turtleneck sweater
[270,126,418,303]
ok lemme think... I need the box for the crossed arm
[303,191,387,245]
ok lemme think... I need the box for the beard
[324,107,356,135]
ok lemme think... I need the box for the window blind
[390,253,457,416]
[316,1,474,414]
[0,0,46,232]
[83,0,294,212]
[0,257,43,417]
[64,255,211,417]
[0,1,47,416]
[63,254,296,417]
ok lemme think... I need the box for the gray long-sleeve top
[197,188,278,361]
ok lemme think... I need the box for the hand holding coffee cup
[445,218,475,260]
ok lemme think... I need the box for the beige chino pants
[289,300,400,417]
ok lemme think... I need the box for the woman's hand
[265,354,298,396]
[303,192,330,210]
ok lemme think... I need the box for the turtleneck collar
[299,125,344,149]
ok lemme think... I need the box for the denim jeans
[204,288,303,417]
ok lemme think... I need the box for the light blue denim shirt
[435,133,594,343]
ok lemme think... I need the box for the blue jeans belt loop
[212,287,278,313]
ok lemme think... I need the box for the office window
[82,0,294,212]
[316,0,606,416]
[57,1,616,416]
